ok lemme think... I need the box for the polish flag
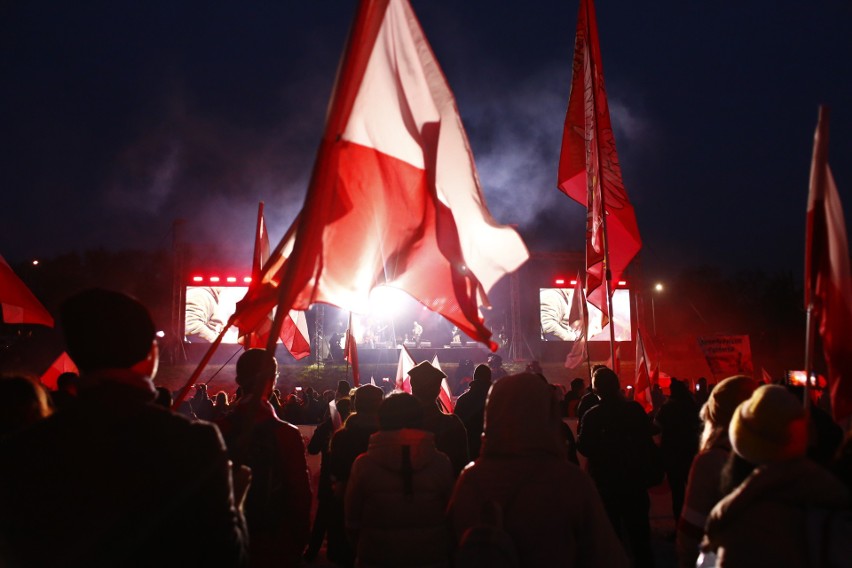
[232,0,528,352]
[634,329,653,413]
[238,202,310,359]
[431,355,454,413]
[395,345,416,393]
[39,352,78,391]
[344,312,360,387]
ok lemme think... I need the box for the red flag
[231,0,528,351]
[634,329,653,413]
[564,273,589,369]
[344,312,360,387]
[0,255,53,327]
[805,106,852,421]
[238,203,311,360]
[39,352,78,391]
[557,0,641,318]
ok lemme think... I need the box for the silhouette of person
[453,364,492,461]
[0,288,248,566]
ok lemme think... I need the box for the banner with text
[697,335,754,378]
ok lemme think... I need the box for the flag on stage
[395,345,416,393]
[557,0,641,318]
[231,0,528,352]
[237,203,311,359]
[634,329,653,413]
[805,106,852,421]
[0,255,53,327]
[564,273,589,369]
[345,312,360,386]
[431,355,454,413]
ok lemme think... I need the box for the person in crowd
[655,378,701,525]
[577,366,657,568]
[563,377,586,417]
[302,386,323,423]
[190,382,216,421]
[453,363,492,461]
[211,390,231,420]
[217,348,311,568]
[0,375,53,439]
[270,387,284,419]
[154,385,173,408]
[487,353,508,381]
[449,372,628,567]
[305,398,352,563]
[336,380,352,401]
[701,385,850,566]
[50,371,79,412]
[0,288,248,566]
[651,382,666,414]
[409,360,470,476]
[328,384,384,566]
[345,393,454,567]
[576,365,606,421]
[785,384,843,467]
[675,375,757,568]
[283,393,303,424]
[452,359,475,394]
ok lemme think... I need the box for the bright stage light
[368,286,412,318]
[655,282,664,292]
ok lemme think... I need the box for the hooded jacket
[703,458,850,567]
[448,373,628,568]
[345,428,454,567]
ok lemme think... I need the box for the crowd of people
[1,288,851,567]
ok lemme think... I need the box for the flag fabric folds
[564,274,589,369]
[557,0,641,318]
[237,203,310,360]
[39,352,78,391]
[634,329,653,413]
[344,312,360,387]
[232,0,528,352]
[0,255,53,327]
[805,106,852,421]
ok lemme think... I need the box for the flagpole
[172,319,233,411]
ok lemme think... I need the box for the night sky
[3,1,851,284]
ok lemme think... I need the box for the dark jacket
[0,373,248,567]
[453,379,490,460]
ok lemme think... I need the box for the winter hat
[702,375,758,427]
[729,384,808,465]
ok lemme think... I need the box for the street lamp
[652,282,664,336]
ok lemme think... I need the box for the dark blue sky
[2,1,851,284]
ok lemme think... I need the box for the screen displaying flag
[557,0,641,318]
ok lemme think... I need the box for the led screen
[539,288,632,342]
[184,286,247,344]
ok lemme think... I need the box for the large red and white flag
[557,0,641,318]
[232,0,528,351]
[238,203,310,359]
[564,273,589,369]
[805,106,852,421]
[634,329,653,413]
[344,312,360,387]
[0,255,53,327]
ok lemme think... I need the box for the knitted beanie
[729,385,808,465]
[702,375,759,427]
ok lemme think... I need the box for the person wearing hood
[701,385,850,567]
[345,393,454,567]
[448,373,628,567]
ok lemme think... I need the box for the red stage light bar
[186,274,252,285]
